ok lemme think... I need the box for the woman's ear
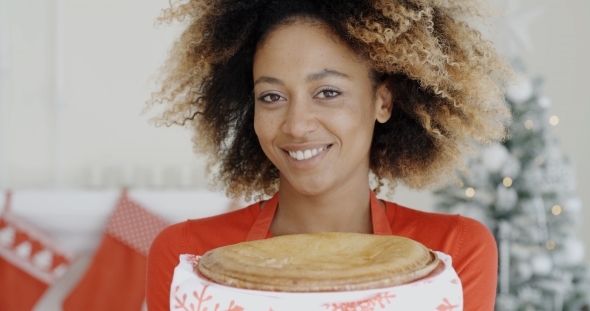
[375,84,393,123]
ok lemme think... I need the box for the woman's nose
[281,96,318,138]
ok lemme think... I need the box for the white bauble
[516,262,533,281]
[538,96,552,108]
[481,144,509,172]
[553,238,586,267]
[565,239,585,266]
[531,253,553,275]
[506,75,534,103]
[564,197,583,214]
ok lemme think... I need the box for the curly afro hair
[148,0,512,200]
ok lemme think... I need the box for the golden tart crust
[197,232,439,292]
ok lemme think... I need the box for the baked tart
[197,232,439,292]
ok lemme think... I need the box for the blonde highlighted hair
[148,0,511,200]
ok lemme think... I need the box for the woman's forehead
[253,21,369,81]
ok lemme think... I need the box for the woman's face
[253,21,392,196]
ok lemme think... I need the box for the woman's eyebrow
[254,76,284,86]
[254,69,350,86]
[306,69,350,83]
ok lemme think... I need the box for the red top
[147,192,497,311]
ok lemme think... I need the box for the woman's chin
[282,177,333,197]
[292,187,325,196]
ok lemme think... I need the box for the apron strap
[370,190,393,235]
[246,190,392,241]
[246,192,279,241]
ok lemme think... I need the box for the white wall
[0,0,204,190]
[0,0,588,262]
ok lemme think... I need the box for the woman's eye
[259,93,283,102]
[316,89,340,99]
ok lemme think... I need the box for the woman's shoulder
[385,200,461,231]
[186,201,261,230]
[152,202,263,256]
[385,201,496,257]
[385,200,490,232]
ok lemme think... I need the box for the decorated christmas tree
[434,61,590,310]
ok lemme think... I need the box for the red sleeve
[453,217,498,311]
[146,222,187,311]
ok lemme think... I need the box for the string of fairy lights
[464,114,562,251]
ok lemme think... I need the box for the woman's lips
[281,144,332,169]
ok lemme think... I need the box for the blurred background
[0,0,588,310]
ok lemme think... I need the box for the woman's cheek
[253,110,276,152]
[253,107,267,137]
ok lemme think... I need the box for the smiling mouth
[286,145,331,161]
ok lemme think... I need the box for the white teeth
[296,150,304,160]
[288,146,328,161]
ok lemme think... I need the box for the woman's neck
[270,176,373,236]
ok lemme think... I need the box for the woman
[147,0,511,310]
